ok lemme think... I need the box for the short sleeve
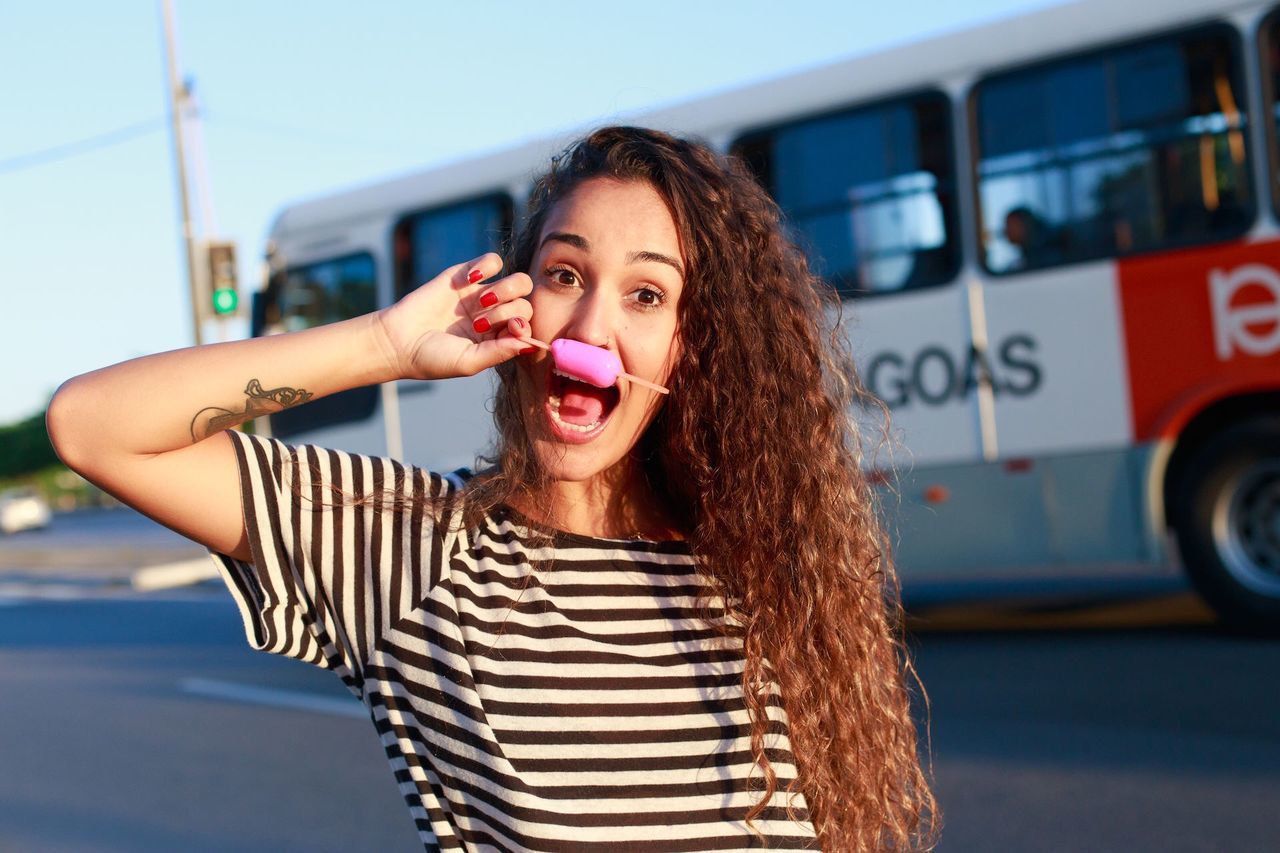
[206,430,465,700]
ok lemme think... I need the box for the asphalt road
[1,506,195,551]
[0,596,421,852]
[0,508,1275,851]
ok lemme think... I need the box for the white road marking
[132,557,219,591]
[0,581,218,605]
[0,582,97,600]
[178,677,367,719]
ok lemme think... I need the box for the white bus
[248,0,1280,632]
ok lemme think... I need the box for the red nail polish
[519,346,537,355]
[512,316,526,330]
[472,317,491,334]
[479,290,498,308]
[467,269,484,284]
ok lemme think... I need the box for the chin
[529,439,622,483]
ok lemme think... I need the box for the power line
[0,111,426,178]
[0,118,166,175]
[205,112,426,153]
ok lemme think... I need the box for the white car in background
[0,488,52,534]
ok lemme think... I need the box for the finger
[505,316,532,339]
[455,252,505,289]
[505,318,545,355]
[491,316,523,340]
[425,253,494,287]
[470,272,533,312]
[470,298,533,336]
[496,316,544,350]
[458,327,537,374]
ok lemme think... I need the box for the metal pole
[160,0,203,346]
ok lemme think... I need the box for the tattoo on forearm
[189,379,314,441]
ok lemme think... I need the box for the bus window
[265,253,379,437]
[1260,9,1280,216]
[275,253,377,333]
[975,25,1251,275]
[394,194,514,302]
[732,92,959,299]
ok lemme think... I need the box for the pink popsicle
[551,339,622,388]
[515,335,669,394]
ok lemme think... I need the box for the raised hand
[373,252,534,381]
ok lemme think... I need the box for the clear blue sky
[0,0,1059,425]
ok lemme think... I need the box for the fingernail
[511,316,526,331]
[472,317,491,334]
[479,290,498,308]
[519,346,537,355]
[467,269,484,284]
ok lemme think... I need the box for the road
[0,596,424,852]
[2,505,194,551]
[0,509,1275,851]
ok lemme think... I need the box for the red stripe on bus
[1117,239,1280,442]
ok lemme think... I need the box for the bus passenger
[1003,205,1068,270]
[47,126,940,852]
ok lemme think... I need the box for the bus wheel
[1170,416,1280,635]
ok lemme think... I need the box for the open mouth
[545,367,621,441]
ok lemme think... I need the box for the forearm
[48,312,398,463]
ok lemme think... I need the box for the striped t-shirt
[208,430,818,851]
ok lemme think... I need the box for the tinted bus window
[263,253,378,437]
[269,253,377,333]
[394,194,513,302]
[976,26,1251,275]
[1261,10,1280,215]
[733,92,959,299]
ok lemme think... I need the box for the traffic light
[207,241,238,316]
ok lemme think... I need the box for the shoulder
[441,467,475,492]
[225,430,466,503]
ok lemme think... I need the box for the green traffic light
[212,288,238,315]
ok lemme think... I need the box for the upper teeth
[553,369,575,380]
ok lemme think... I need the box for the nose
[563,286,616,350]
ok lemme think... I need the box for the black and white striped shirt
[208,430,818,851]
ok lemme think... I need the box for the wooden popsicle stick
[518,335,553,351]
[619,372,670,395]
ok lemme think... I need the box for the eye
[542,266,580,288]
[628,286,667,310]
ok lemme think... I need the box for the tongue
[559,383,608,425]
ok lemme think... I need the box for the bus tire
[1169,416,1280,636]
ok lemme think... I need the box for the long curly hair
[462,126,940,851]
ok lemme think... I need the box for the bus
[248,0,1280,632]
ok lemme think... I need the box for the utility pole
[160,0,203,346]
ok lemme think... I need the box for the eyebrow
[539,231,685,277]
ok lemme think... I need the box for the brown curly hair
[461,125,941,851]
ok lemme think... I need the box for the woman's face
[518,177,685,483]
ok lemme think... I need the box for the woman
[48,126,940,851]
